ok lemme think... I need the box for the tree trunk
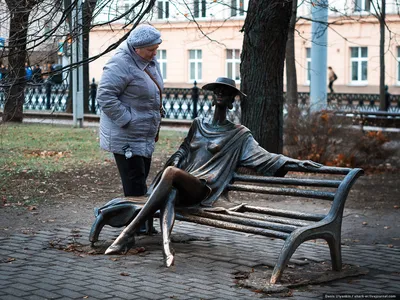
[284,0,299,148]
[240,0,292,154]
[2,7,31,122]
[285,0,298,116]
[83,10,90,114]
[379,0,386,111]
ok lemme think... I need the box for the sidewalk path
[1,221,399,299]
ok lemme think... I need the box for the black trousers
[328,81,334,93]
[114,153,153,233]
[113,154,151,197]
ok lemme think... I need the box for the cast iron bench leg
[270,220,342,284]
[326,232,342,271]
[89,213,105,244]
[270,231,305,284]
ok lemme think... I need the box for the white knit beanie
[127,24,162,49]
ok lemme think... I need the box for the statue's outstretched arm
[284,159,322,170]
[239,134,322,177]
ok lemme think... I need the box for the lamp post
[310,0,328,112]
[72,0,84,127]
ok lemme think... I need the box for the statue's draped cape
[150,118,288,207]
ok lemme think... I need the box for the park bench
[89,164,364,284]
[335,110,400,128]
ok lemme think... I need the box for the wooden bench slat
[243,205,326,222]
[225,210,312,227]
[228,184,336,200]
[186,209,298,233]
[282,165,352,174]
[233,174,341,188]
[175,212,290,239]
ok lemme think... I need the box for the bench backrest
[228,166,364,222]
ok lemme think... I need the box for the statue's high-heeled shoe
[164,253,175,267]
[105,235,135,255]
[163,246,175,267]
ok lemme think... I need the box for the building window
[231,0,245,17]
[157,0,169,19]
[124,1,135,21]
[194,0,206,18]
[44,21,52,36]
[397,47,400,84]
[350,47,368,84]
[226,49,241,81]
[354,0,370,12]
[156,50,167,80]
[306,47,311,84]
[189,50,202,82]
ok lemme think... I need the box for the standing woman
[96,24,163,200]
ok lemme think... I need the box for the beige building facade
[295,14,400,94]
[89,0,400,94]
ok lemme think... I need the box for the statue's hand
[299,160,323,169]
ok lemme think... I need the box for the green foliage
[0,123,186,181]
[153,129,186,156]
[0,123,108,174]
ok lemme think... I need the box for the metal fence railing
[1,82,399,123]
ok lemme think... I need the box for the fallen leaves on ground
[1,257,16,263]
[23,150,71,158]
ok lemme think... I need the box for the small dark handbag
[144,68,164,142]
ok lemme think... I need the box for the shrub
[283,108,396,170]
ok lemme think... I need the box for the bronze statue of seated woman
[90,77,321,267]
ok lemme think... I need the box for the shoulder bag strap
[144,68,165,117]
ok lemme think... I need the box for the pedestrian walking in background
[384,85,391,111]
[328,66,337,93]
[2,65,9,83]
[0,63,5,82]
[96,24,163,208]
[32,64,43,83]
[25,62,33,82]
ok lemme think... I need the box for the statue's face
[213,86,235,108]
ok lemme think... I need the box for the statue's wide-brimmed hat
[202,77,246,97]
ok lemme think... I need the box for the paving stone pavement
[0,221,399,300]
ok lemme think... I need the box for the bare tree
[240,0,292,153]
[1,0,156,123]
[2,0,45,122]
[178,0,292,153]
[371,0,387,111]
[285,0,299,119]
